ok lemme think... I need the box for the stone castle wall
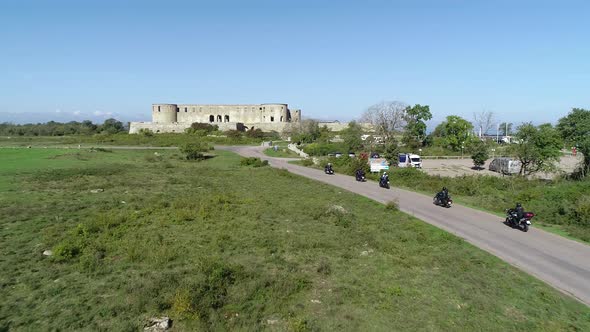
[130,103,301,134]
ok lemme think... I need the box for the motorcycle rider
[324,163,334,174]
[514,202,525,224]
[356,168,365,181]
[435,187,449,204]
[380,172,389,185]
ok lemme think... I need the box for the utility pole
[496,123,499,143]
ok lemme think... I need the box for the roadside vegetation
[289,107,590,243]
[2,148,589,330]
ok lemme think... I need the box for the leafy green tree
[100,118,125,134]
[433,115,474,151]
[511,123,562,175]
[402,104,432,149]
[382,137,400,166]
[341,121,364,152]
[470,140,489,170]
[557,108,590,178]
[498,122,513,137]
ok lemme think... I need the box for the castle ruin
[129,103,301,134]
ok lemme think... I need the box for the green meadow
[1,148,589,331]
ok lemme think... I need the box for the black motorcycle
[355,173,366,182]
[324,167,334,175]
[505,209,535,232]
[378,177,390,189]
[433,193,453,208]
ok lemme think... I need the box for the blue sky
[0,0,588,128]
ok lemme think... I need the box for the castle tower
[152,104,178,123]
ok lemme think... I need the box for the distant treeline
[0,119,126,136]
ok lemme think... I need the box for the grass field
[1,148,589,331]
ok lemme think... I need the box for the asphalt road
[221,145,590,306]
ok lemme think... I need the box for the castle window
[259,107,262,110]
[158,106,161,112]
[184,107,187,112]
[209,115,214,123]
[224,115,230,122]
[270,116,274,122]
[217,115,222,122]
[280,116,283,122]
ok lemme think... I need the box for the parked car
[488,157,521,174]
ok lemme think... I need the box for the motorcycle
[324,167,334,175]
[505,209,535,232]
[378,177,390,189]
[355,173,366,182]
[433,194,453,208]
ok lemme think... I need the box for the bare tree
[361,101,408,140]
[473,110,495,137]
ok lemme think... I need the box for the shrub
[245,128,264,139]
[226,130,243,139]
[240,157,269,167]
[301,158,314,166]
[180,142,209,160]
[138,128,154,136]
[572,196,590,226]
[385,200,399,211]
[347,156,370,176]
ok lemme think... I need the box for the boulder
[144,317,172,332]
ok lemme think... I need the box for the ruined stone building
[129,103,301,133]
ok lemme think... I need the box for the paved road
[221,145,590,306]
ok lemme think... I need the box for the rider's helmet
[328,163,332,166]
[516,202,522,208]
[442,186,447,191]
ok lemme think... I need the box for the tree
[291,119,322,144]
[473,111,495,137]
[498,122,513,137]
[382,137,400,167]
[403,104,432,149]
[433,115,474,151]
[511,123,562,175]
[100,118,125,134]
[557,108,590,178]
[341,121,364,152]
[471,140,489,170]
[361,101,408,141]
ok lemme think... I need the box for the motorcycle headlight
[526,220,531,225]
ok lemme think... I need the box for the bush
[245,128,264,139]
[189,122,219,133]
[180,142,210,160]
[347,156,370,176]
[226,130,243,139]
[385,200,399,211]
[138,128,154,136]
[240,157,269,167]
[301,158,314,166]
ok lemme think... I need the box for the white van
[398,153,422,168]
